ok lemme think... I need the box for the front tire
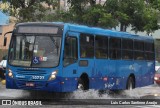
[126,77,135,90]
[77,78,88,91]
[77,79,85,90]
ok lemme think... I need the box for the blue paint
[5,22,155,92]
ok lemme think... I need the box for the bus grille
[16,69,47,76]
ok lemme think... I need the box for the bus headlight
[8,69,13,78]
[48,70,58,81]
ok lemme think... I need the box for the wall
[0,24,14,60]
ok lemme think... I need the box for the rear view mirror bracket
[3,31,12,46]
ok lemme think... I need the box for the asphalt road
[0,81,160,108]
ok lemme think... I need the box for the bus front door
[62,32,79,92]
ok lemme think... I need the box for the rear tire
[126,77,135,90]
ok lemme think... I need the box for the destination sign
[18,26,59,34]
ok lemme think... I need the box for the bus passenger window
[144,42,154,60]
[63,37,78,66]
[80,34,94,58]
[109,37,121,59]
[95,35,108,59]
[122,38,133,60]
[134,40,144,60]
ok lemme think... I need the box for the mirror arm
[4,31,12,37]
[3,31,13,46]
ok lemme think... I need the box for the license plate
[26,82,34,87]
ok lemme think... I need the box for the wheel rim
[128,80,133,90]
[127,77,134,90]
[78,83,84,90]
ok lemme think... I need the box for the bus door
[78,33,95,89]
[62,32,79,91]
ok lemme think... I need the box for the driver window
[63,36,78,66]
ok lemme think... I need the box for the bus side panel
[93,59,117,90]
[90,60,106,89]
[116,60,154,89]
[115,60,134,90]
[138,61,154,87]
[133,61,154,88]
[93,59,136,90]
[62,63,79,92]
[146,61,155,85]
[77,59,95,89]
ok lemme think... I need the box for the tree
[66,0,92,24]
[61,0,117,28]
[1,0,59,22]
[132,7,159,34]
[148,0,160,11]
[1,0,159,34]
[82,4,118,28]
[104,0,159,33]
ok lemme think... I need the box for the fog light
[48,70,58,81]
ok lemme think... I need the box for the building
[0,10,14,60]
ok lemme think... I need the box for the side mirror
[3,37,7,46]
[3,31,12,47]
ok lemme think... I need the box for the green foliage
[0,0,159,33]
[98,13,118,28]
[82,5,103,26]
[104,0,159,32]
[1,0,59,22]
[149,0,160,11]
[131,4,159,34]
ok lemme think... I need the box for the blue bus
[4,22,155,92]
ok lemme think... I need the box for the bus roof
[64,23,153,42]
[15,22,154,42]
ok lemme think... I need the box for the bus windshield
[8,34,61,68]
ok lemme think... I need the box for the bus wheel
[77,79,85,90]
[126,77,135,90]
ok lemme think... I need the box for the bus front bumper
[6,76,63,92]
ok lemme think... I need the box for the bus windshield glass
[8,34,61,67]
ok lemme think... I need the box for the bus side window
[134,40,144,60]
[95,35,108,59]
[122,38,133,60]
[145,42,154,60]
[109,37,121,59]
[63,37,78,66]
[80,34,94,58]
